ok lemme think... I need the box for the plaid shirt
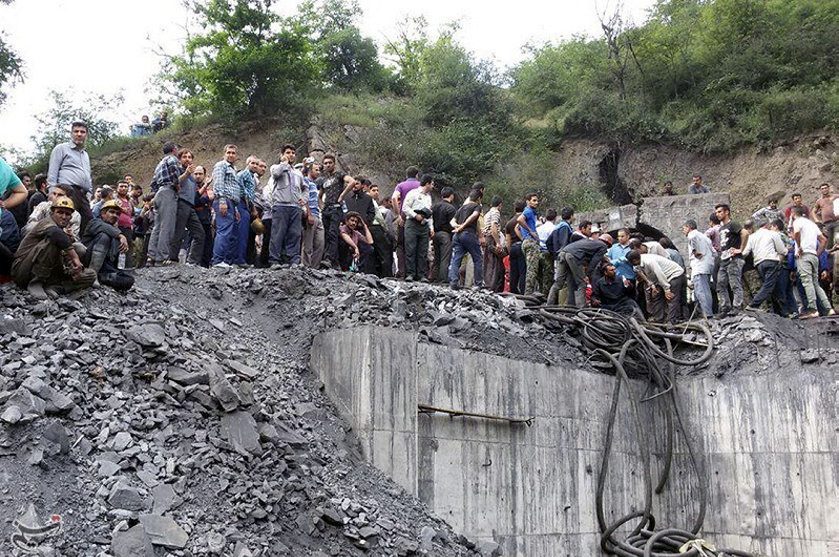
[237,169,257,202]
[152,154,181,191]
[212,160,240,201]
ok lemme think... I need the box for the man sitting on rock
[11,197,96,299]
[592,261,643,318]
[82,199,134,291]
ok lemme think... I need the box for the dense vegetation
[3,0,837,208]
[513,0,839,152]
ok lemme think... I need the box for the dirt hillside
[96,121,838,219]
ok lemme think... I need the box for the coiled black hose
[529,306,755,557]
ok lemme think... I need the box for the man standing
[235,155,260,265]
[482,195,505,292]
[811,182,837,247]
[739,219,788,312]
[688,174,710,194]
[148,142,189,265]
[752,192,785,225]
[627,249,687,323]
[546,207,576,305]
[47,120,93,232]
[169,150,204,266]
[431,187,456,283]
[12,197,96,299]
[553,234,612,308]
[211,144,242,266]
[682,219,715,318]
[341,175,376,226]
[192,166,214,267]
[302,162,325,268]
[269,145,306,265]
[783,193,810,230]
[517,193,542,295]
[367,184,393,278]
[714,203,748,315]
[448,189,484,289]
[317,154,343,269]
[792,206,834,318]
[391,166,421,278]
[401,174,434,281]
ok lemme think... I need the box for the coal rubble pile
[0,264,543,557]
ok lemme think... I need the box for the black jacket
[343,191,376,226]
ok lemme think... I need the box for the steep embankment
[96,119,837,219]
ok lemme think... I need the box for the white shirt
[402,187,434,231]
[793,217,821,255]
[636,253,685,291]
[741,227,787,265]
[537,220,556,249]
[686,229,715,275]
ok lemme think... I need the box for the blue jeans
[692,273,713,317]
[448,231,483,287]
[234,199,250,264]
[211,199,239,265]
[269,205,302,265]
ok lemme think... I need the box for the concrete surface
[310,326,838,557]
[576,192,731,255]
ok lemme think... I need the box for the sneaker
[27,280,48,300]
[799,310,819,319]
[744,306,765,313]
[405,276,415,282]
[213,262,231,268]
[828,309,837,317]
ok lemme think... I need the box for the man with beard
[82,199,134,291]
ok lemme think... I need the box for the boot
[27,280,48,300]
[88,246,107,273]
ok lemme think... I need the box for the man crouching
[12,197,96,299]
[82,199,135,291]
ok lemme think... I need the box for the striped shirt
[212,160,240,202]
[237,169,257,202]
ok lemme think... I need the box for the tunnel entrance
[598,147,633,205]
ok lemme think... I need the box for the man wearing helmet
[81,199,134,291]
[11,197,96,299]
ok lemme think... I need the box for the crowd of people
[0,119,837,320]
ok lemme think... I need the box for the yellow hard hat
[101,199,124,214]
[50,196,75,211]
[251,218,265,235]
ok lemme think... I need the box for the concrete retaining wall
[310,327,838,556]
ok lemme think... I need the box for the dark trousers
[483,236,506,292]
[404,219,429,280]
[269,205,302,265]
[370,225,393,278]
[259,219,272,267]
[170,200,205,265]
[448,231,483,287]
[200,219,213,267]
[774,265,797,316]
[509,242,526,294]
[67,185,93,235]
[750,260,782,308]
[321,205,342,268]
[0,210,21,275]
[432,231,453,283]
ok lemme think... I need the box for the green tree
[297,0,390,92]
[0,0,23,109]
[383,16,429,95]
[160,0,320,118]
[24,90,123,171]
